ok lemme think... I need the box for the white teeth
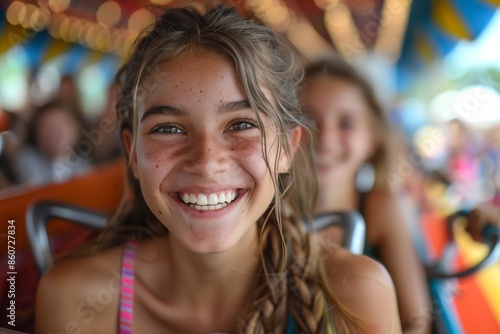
[197,194,208,205]
[181,191,238,207]
[189,194,197,203]
[208,194,218,205]
[189,202,228,210]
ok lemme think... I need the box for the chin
[179,232,239,254]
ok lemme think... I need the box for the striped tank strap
[119,240,138,334]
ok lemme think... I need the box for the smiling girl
[36,5,401,333]
[300,58,430,333]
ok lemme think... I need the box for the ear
[121,129,139,179]
[278,126,302,173]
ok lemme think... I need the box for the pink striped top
[119,240,138,334]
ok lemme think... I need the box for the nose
[183,133,231,176]
[316,124,343,158]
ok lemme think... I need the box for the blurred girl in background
[300,58,431,333]
[14,101,93,186]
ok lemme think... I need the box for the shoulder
[365,187,400,213]
[322,247,401,333]
[365,188,410,242]
[15,146,46,164]
[323,246,393,294]
[36,245,124,333]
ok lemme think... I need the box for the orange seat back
[0,158,126,255]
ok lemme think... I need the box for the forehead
[137,49,245,111]
[303,77,369,115]
[305,77,362,100]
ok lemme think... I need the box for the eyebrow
[140,100,252,123]
[140,105,187,123]
[220,100,251,114]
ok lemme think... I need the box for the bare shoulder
[365,188,408,241]
[366,187,400,215]
[36,245,124,334]
[323,246,393,297]
[322,247,402,333]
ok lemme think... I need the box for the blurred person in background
[0,107,23,191]
[13,101,93,186]
[445,119,493,208]
[486,124,500,206]
[300,58,431,333]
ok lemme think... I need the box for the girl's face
[301,77,376,181]
[126,49,294,254]
[36,107,81,158]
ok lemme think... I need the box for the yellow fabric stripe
[84,49,105,65]
[415,34,435,63]
[455,227,500,327]
[431,0,471,40]
[483,0,500,6]
[42,38,72,63]
[0,24,29,56]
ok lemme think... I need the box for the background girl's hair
[24,101,88,149]
[89,4,358,332]
[303,57,400,190]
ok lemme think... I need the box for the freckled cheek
[230,142,273,180]
[136,143,180,177]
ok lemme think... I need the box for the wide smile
[177,190,240,211]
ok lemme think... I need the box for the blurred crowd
[0,74,122,194]
[444,119,500,208]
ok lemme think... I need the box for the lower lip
[172,190,246,218]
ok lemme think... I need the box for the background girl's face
[36,107,81,158]
[301,77,376,181]
[127,48,289,254]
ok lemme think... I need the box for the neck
[167,225,260,313]
[315,171,359,214]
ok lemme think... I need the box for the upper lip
[171,186,243,195]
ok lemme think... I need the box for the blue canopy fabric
[398,0,499,91]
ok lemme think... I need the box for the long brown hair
[95,5,356,333]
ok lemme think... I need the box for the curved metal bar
[426,219,500,280]
[305,211,366,255]
[26,201,108,274]
[0,132,4,156]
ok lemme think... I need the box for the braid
[239,212,288,334]
[284,216,327,333]
[239,211,329,333]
